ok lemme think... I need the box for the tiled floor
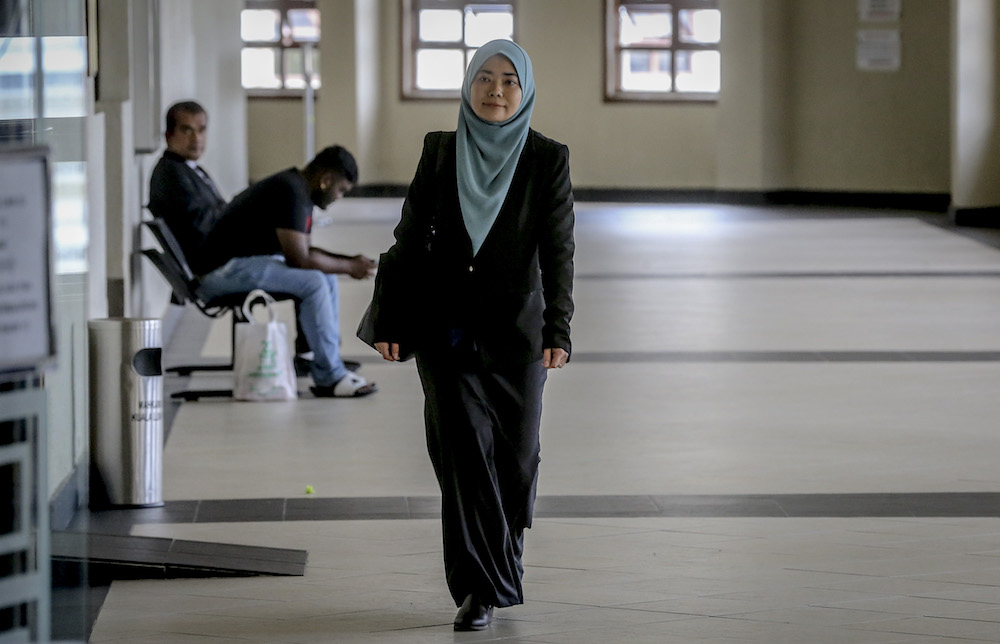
[78,200,1000,642]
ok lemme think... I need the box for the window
[241,0,320,94]
[0,4,89,274]
[402,0,515,99]
[606,0,720,102]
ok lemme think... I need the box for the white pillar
[951,0,1000,223]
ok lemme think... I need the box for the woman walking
[368,38,574,631]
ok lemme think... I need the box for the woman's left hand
[543,348,568,369]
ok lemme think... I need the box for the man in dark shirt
[148,101,226,261]
[148,101,343,373]
[198,146,377,397]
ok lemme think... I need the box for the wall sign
[859,0,902,22]
[0,147,55,376]
[857,29,901,71]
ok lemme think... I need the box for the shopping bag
[232,289,297,401]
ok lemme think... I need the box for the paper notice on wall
[859,0,901,22]
[857,29,901,71]
[0,148,54,374]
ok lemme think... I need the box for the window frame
[401,0,517,100]
[605,0,721,103]
[241,0,321,97]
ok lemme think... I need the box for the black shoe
[294,355,361,377]
[293,355,311,377]
[454,594,493,631]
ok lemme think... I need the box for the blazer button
[468,265,474,272]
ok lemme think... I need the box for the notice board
[0,146,55,376]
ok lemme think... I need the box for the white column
[951,0,1000,222]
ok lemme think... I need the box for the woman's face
[469,54,522,123]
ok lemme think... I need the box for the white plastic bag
[232,289,297,401]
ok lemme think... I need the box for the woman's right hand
[349,255,378,279]
[375,342,401,362]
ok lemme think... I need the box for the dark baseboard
[348,186,951,212]
[50,456,88,531]
[106,278,125,317]
[949,205,1000,228]
[348,184,408,198]
[761,190,950,212]
[572,189,950,211]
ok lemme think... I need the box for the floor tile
[80,203,1000,643]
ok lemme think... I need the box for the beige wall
[525,0,719,188]
[152,0,247,200]
[99,0,245,319]
[246,0,954,194]
[248,99,310,181]
[716,0,792,190]
[44,0,249,512]
[191,2,249,198]
[788,0,950,192]
[145,0,248,304]
[47,0,994,516]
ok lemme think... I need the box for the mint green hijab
[457,39,535,256]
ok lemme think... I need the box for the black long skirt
[416,348,547,608]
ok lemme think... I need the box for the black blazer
[371,129,575,367]
[148,150,226,264]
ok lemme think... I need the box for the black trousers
[416,347,547,608]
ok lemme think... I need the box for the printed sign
[0,147,54,374]
[859,0,901,22]
[857,29,901,71]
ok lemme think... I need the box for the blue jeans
[198,255,347,386]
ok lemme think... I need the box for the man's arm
[276,228,375,278]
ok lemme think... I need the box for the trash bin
[88,318,164,507]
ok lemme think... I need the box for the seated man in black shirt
[197,146,377,397]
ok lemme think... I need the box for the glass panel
[52,161,87,273]
[0,463,15,535]
[415,48,465,90]
[0,38,37,120]
[465,6,513,47]
[419,9,463,42]
[309,47,321,88]
[675,49,720,92]
[241,9,280,42]
[285,48,320,90]
[241,48,282,89]
[619,4,672,47]
[284,48,304,89]
[288,9,320,43]
[41,37,87,118]
[620,50,671,92]
[679,9,720,44]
